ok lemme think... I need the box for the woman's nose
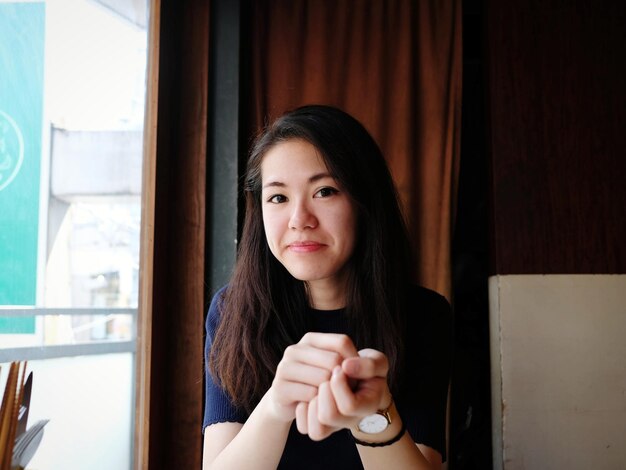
[288,201,318,230]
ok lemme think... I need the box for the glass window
[0,1,149,469]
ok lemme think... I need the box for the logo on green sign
[0,109,25,192]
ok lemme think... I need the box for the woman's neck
[306,278,348,310]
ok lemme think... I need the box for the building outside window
[0,1,149,468]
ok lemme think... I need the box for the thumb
[342,349,389,379]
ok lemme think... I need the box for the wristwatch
[356,400,393,434]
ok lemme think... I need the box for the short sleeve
[203,286,248,433]
[397,287,453,461]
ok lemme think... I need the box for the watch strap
[351,421,407,447]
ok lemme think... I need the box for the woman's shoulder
[405,284,452,332]
[206,285,229,331]
[406,284,451,313]
[209,285,229,309]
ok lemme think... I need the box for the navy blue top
[203,285,452,469]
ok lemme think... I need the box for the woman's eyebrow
[262,181,285,189]
[262,173,334,190]
[309,172,333,183]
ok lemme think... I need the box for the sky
[44,0,147,130]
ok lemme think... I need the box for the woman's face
[260,139,358,293]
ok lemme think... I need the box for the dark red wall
[486,0,626,274]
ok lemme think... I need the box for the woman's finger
[276,361,333,387]
[298,332,359,360]
[272,380,318,405]
[307,395,337,441]
[295,401,309,434]
[331,367,389,417]
[306,397,323,441]
[283,344,345,371]
[317,381,340,427]
[329,365,361,417]
[341,348,389,379]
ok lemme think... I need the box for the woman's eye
[314,187,338,198]
[267,194,287,204]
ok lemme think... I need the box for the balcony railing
[0,307,137,362]
[0,307,137,470]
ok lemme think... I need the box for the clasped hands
[268,332,391,441]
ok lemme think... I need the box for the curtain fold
[245,0,462,299]
[147,0,209,468]
[146,0,460,466]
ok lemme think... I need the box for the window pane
[0,1,148,469]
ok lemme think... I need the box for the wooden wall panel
[486,0,626,274]
[147,1,209,468]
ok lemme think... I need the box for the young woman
[203,105,452,469]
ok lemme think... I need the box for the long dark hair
[209,105,412,413]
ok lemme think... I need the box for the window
[0,1,149,469]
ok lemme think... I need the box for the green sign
[0,3,45,333]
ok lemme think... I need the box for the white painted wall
[489,275,626,470]
[51,129,143,199]
[9,353,134,470]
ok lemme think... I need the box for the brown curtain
[245,0,462,299]
[143,0,460,467]
[146,0,209,468]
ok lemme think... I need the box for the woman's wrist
[260,388,298,426]
[350,400,405,445]
[351,421,407,447]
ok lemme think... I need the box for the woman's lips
[288,241,325,253]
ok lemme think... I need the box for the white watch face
[358,413,390,434]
